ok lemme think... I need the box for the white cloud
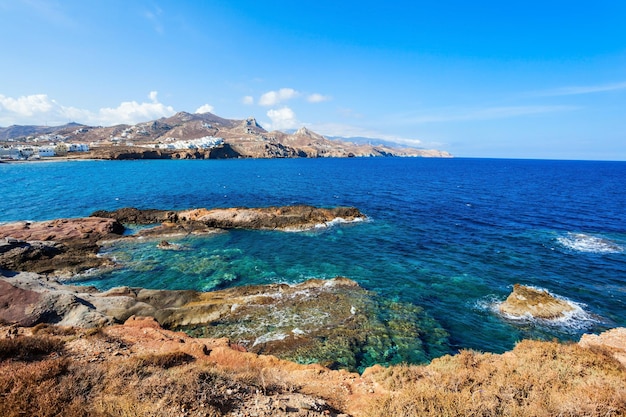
[242,95,254,105]
[97,91,175,125]
[0,91,176,126]
[259,88,300,106]
[266,107,299,130]
[0,93,55,116]
[195,104,214,114]
[307,93,331,103]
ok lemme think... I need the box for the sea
[1,157,625,362]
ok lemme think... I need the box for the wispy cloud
[307,93,331,103]
[399,105,577,124]
[18,0,75,27]
[242,95,254,105]
[529,81,626,97]
[259,88,300,106]
[143,6,164,34]
[0,91,176,126]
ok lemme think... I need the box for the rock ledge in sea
[0,272,448,371]
[0,205,366,275]
[92,205,367,232]
[499,284,575,320]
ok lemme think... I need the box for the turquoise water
[1,158,625,358]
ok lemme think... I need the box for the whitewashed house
[36,146,56,157]
[67,143,90,152]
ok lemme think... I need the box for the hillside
[0,112,452,159]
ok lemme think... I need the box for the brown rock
[499,284,575,319]
[0,218,124,275]
[94,205,367,231]
[0,217,124,241]
[579,328,626,366]
[0,279,43,326]
[0,273,446,371]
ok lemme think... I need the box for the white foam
[557,232,623,254]
[252,331,288,347]
[284,216,367,232]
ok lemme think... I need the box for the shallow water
[1,157,625,360]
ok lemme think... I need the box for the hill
[0,112,452,159]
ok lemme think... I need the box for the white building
[36,146,56,157]
[165,136,224,150]
[0,147,22,160]
[67,143,90,152]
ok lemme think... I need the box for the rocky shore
[0,205,366,276]
[0,272,447,371]
[2,206,626,416]
[1,310,625,416]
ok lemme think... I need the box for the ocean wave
[556,232,624,254]
[283,216,368,233]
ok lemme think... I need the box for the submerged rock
[0,273,448,371]
[156,240,184,250]
[0,205,365,275]
[176,277,449,371]
[499,284,575,320]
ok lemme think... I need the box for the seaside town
[0,112,452,161]
[0,131,224,161]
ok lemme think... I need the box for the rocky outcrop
[0,217,124,242]
[0,218,125,275]
[0,273,447,371]
[1,206,365,275]
[579,327,626,366]
[93,205,367,231]
[499,284,576,319]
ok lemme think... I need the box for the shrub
[0,335,65,361]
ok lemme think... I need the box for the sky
[1,0,625,160]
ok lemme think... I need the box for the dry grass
[2,329,625,417]
[365,340,626,417]
[0,332,300,417]
[0,334,65,360]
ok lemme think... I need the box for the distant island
[0,111,452,160]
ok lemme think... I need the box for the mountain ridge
[0,111,452,158]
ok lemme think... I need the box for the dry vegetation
[0,326,335,417]
[1,325,626,417]
[364,340,626,417]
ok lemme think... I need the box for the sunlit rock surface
[499,284,575,319]
[0,272,448,371]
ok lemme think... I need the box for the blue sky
[1,0,625,160]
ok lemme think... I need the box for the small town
[0,134,224,161]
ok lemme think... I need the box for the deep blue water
[1,158,625,358]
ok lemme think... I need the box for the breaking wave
[557,232,623,254]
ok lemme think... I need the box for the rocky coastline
[0,205,366,276]
[2,205,626,416]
